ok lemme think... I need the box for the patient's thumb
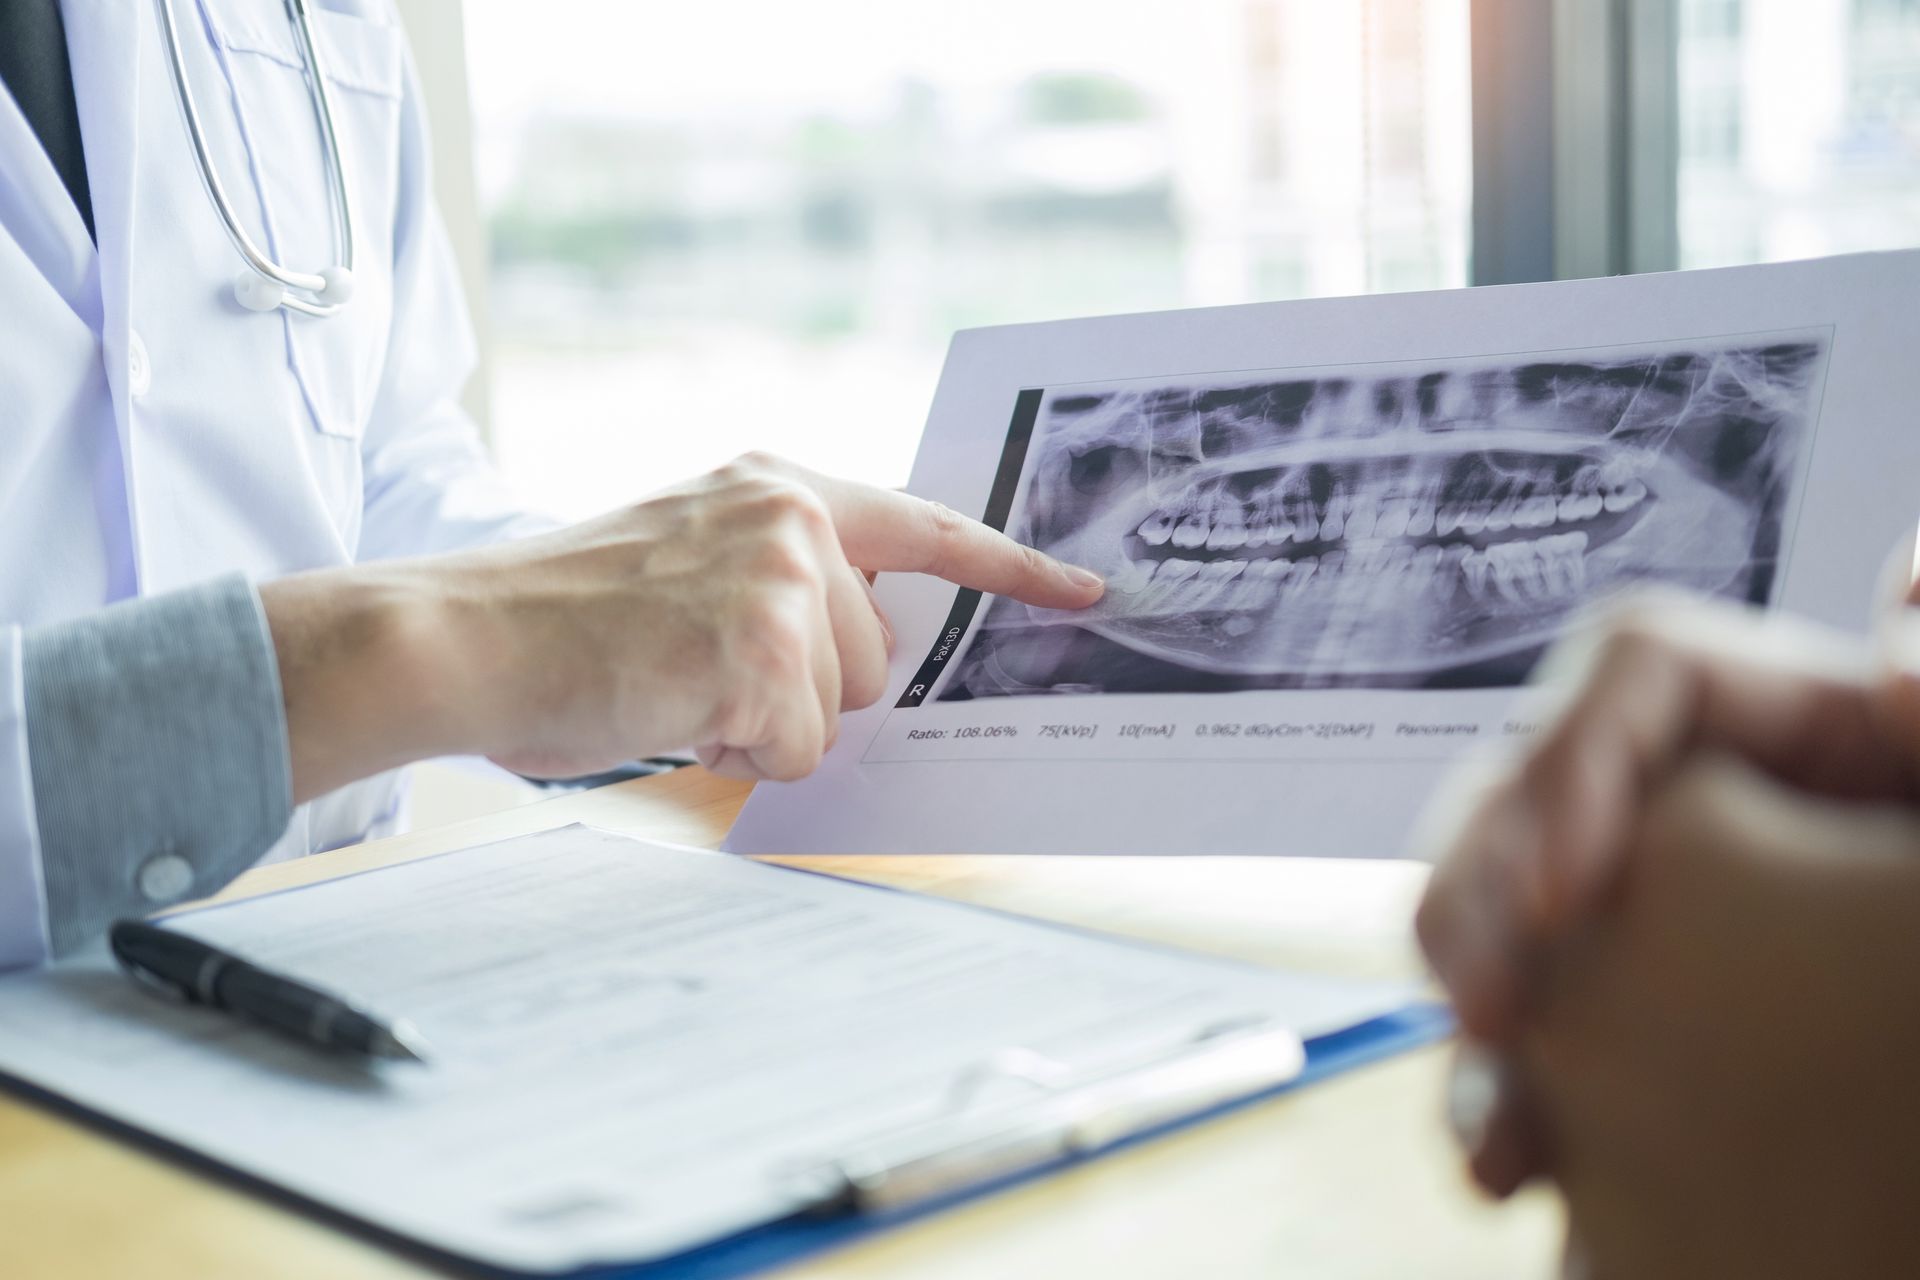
[1872,605,1920,767]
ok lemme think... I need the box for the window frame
[1469,0,1681,284]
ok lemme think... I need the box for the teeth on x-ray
[1120,464,1631,613]
[939,336,1827,698]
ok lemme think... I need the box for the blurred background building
[453,0,1917,520]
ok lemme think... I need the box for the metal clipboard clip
[779,1016,1307,1217]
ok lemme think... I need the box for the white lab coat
[0,0,553,966]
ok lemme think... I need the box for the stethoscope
[155,0,356,316]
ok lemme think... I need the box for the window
[463,1,1470,520]
[1685,0,1744,40]
[1677,0,1920,268]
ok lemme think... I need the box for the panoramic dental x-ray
[943,337,1825,698]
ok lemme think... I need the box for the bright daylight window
[464,1,1469,520]
[1679,0,1920,268]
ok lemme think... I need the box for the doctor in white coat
[0,0,1104,966]
[5,0,552,858]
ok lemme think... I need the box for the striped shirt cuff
[23,576,293,956]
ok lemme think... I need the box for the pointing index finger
[800,468,1105,610]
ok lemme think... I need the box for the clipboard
[603,1004,1450,1280]
[0,827,1446,1276]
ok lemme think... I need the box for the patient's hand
[1417,594,1920,1195]
[1520,754,1920,1279]
[1420,596,1920,1043]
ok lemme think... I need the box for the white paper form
[0,827,1411,1273]
[729,251,1920,857]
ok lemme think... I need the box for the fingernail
[1447,1044,1501,1151]
[1064,565,1105,593]
[1873,530,1918,615]
[1875,607,1920,676]
[1529,606,1612,689]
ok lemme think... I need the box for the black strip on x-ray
[894,388,1045,708]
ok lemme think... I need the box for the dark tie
[0,0,96,240]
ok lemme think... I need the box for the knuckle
[707,662,808,749]
[1010,539,1050,581]
[705,686,758,748]
[765,749,818,784]
[708,458,758,490]
[736,600,812,668]
[773,483,833,533]
[695,744,758,783]
[730,450,789,480]
[1596,613,1666,670]
[757,645,815,697]
[919,499,963,551]
[709,453,794,499]
[841,656,888,711]
[917,500,983,576]
[701,752,753,782]
[735,480,831,536]
[746,537,820,588]
[1588,599,1694,684]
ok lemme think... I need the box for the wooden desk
[0,769,1560,1278]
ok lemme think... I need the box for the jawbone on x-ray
[944,337,1824,697]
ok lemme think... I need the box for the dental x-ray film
[728,252,1920,858]
[945,337,1819,698]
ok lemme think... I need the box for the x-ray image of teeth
[938,335,1828,698]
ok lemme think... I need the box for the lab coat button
[127,331,153,398]
[137,852,193,904]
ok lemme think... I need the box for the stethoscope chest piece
[233,265,355,313]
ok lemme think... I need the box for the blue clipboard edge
[0,1004,1451,1280]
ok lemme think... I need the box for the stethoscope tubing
[155,0,357,316]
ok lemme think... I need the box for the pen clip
[116,956,195,1005]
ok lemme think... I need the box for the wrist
[259,564,477,803]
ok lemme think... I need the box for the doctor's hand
[260,453,1103,799]
[1416,592,1920,1197]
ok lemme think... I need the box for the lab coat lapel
[60,0,139,360]
[56,0,145,592]
[0,75,98,323]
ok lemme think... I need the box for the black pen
[109,920,432,1065]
